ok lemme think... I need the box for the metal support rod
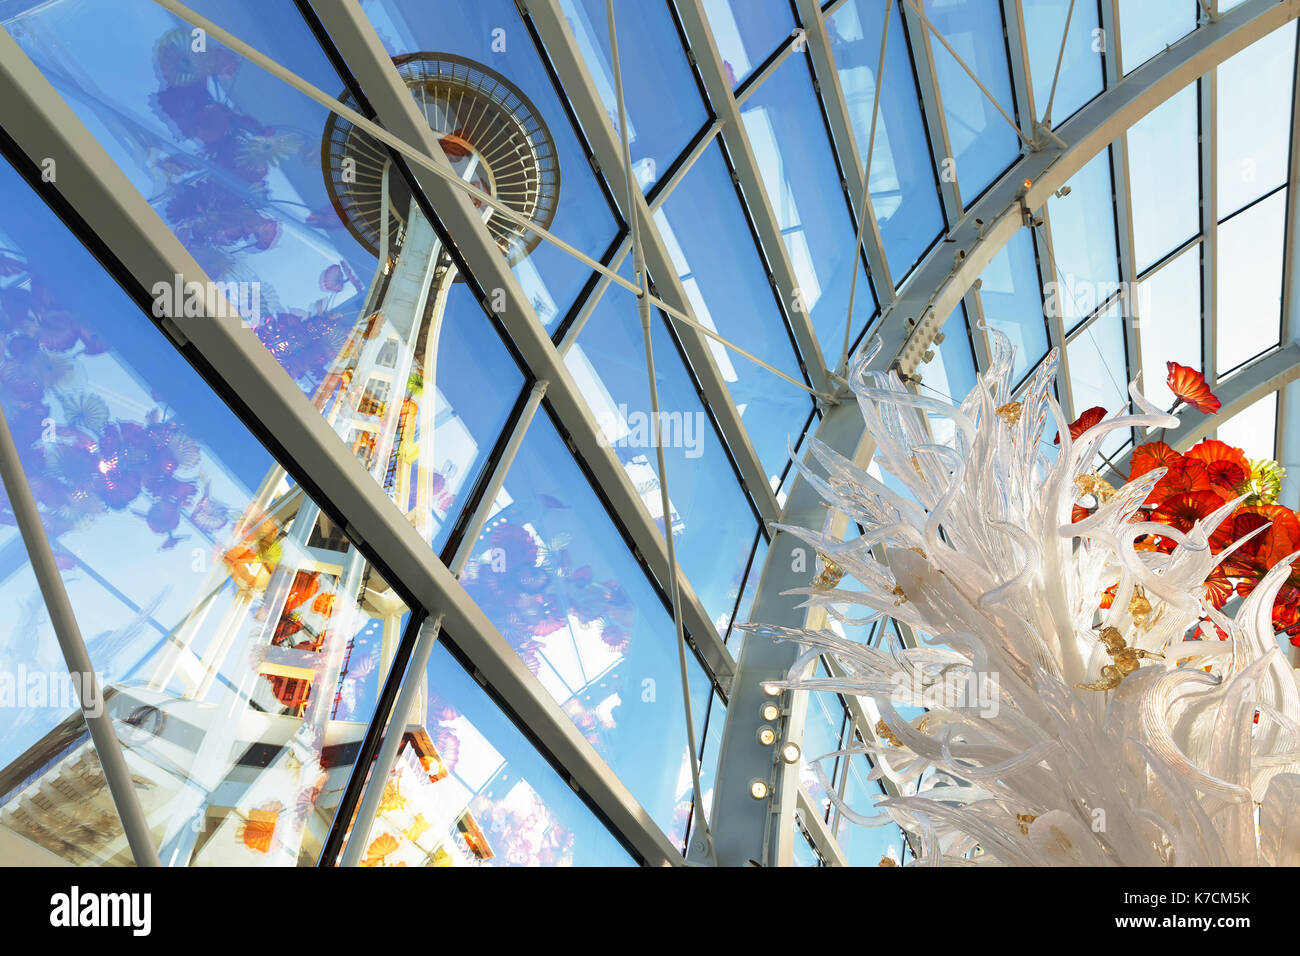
[840,0,893,376]
[1041,0,1078,126]
[607,0,712,864]
[337,614,443,867]
[0,404,161,866]
[338,379,550,866]
[147,0,827,401]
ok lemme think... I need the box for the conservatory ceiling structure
[0,0,1295,869]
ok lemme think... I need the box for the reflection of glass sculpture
[0,35,565,867]
[748,332,1300,866]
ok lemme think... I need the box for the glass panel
[1047,149,1119,332]
[343,641,633,866]
[741,56,878,360]
[687,692,726,852]
[923,0,1021,200]
[920,304,979,405]
[656,144,813,481]
[978,228,1049,383]
[1218,392,1278,462]
[826,0,946,280]
[459,414,712,843]
[918,304,978,445]
[1128,83,1200,272]
[1217,190,1286,374]
[0,150,408,867]
[558,0,708,192]
[1136,244,1201,410]
[1216,22,1296,219]
[566,282,758,635]
[361,0,622,321]
[1067,304,1131,458]
[726,533,768,659]
[1118,0,1197,75]
[799,677,846,822]
[1022,0,1103,124]
[701,0,794,88]
[835,754,903,866]
[792,819,822,865]
[3,0,525,558]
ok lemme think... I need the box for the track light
[759,701,780,722]
[757,725,777,747]
[781,742,802,765]
[749,779,770,799]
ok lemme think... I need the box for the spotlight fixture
[759,701,781,722]
[749,779,770,800]
[757,725,777,747]
[761,681,781,697]
[781,742,802,765]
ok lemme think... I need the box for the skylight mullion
[901,0,964,223]
[1100,0,1144,451]
[792,0,896,304]
[1274,25,1300,509]
[675,0,834,396]
[1201,71,1220,390]
[1002,0,1076,418]
[528,0,785,524]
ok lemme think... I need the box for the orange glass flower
[1129,441,1181,481]
[1152,490,1225,534]
[1166,362,1221,414]
[1184,439,1249,491]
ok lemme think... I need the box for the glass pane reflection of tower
[0,52,559,867]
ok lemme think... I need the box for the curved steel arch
[709,0,1300,867]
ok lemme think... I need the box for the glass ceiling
[0,0,1295,868]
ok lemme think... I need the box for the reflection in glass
[741,56,878,361]
[341,642,633,866]
[827,0,945,279]
[459,415,712,844]
[567,284,758,636]
[4,0,525,559]
[0,153,409,866]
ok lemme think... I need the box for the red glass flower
[1166,362,1221,414]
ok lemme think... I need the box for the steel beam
[674,0,834,397]
[0,404,161,867]
[527,0,785,524]
[875,0,1298,384]
[710,0,1300,867]
[0,24,682,868]
[307,0,736,692]
[792,0,896,303]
